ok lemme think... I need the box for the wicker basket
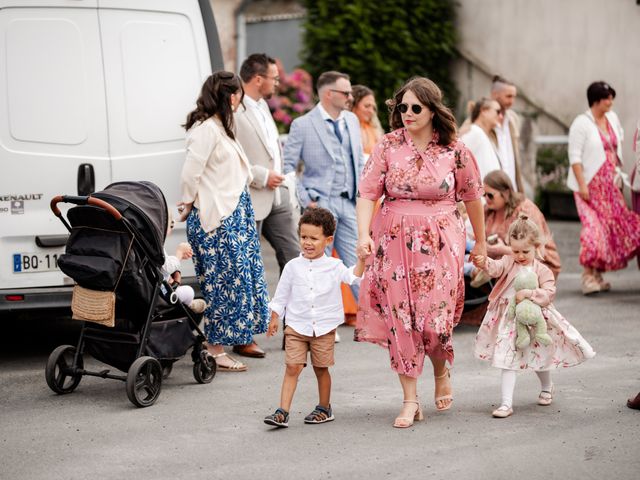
[71,285,115,327]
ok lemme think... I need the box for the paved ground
[1,221,639,480]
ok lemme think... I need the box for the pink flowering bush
[267,60,315,133]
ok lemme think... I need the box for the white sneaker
[189,298,207,314]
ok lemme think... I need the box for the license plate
[13,253,61,273]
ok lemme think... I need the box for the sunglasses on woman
[484,192,497,200]
[397,103,424,115]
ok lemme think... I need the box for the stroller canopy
[93,181,168,266]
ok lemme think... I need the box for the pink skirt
[355,199,465,378]
[574,157,640,271]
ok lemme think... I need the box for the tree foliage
[301,0,458,127]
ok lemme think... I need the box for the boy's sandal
[264,408,289,428]
[537,385,554,406]
[434,368,453,411]
[492,405,513,418]
[212,352,247,372]
[304,404,334,424]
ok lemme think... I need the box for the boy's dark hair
[299,207,336,237]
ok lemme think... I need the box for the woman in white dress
[461,98,503,180]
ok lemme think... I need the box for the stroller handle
[50,195,123,221]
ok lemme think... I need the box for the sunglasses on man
[330,89,352,98]
[397,103,424,115]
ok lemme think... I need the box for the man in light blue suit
[283,71,365,301]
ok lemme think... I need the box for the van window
[119,17,201,144]
[6,18,88,145]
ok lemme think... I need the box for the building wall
[246,18,304,72]
[452,0,640,172]
[210,0,242,71]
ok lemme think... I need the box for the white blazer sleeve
[568,116,587,166]
[181,123,219,204]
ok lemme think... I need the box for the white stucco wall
[453,0,640,169]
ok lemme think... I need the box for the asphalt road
[1,221,639,480]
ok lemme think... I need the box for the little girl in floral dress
[473,213,595,418]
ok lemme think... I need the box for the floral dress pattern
[474,262,595,370]
[355,129,483,378]
[574,122,640,270]
[187,190,269,345]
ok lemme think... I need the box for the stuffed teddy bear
[507,269,552,349]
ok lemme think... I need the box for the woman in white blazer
[568,81,640,295]
[461,98,503,181]
[179,72,269,371]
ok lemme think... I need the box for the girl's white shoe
[492,405,513,418]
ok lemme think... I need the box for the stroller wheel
[193,351,216,384]
[45,345,83,394]
[126,356,162,408]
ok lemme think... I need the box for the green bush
[301,0,458,128]
[536,145,570,192]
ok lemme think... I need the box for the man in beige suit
[459,75,525,193]
[234,54,299,358]
[490,75,524,194]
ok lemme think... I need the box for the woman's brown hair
[183,71,243,139]
[387,76,457,146]
[484,169,523,218]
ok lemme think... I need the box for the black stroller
[45,181,216,407]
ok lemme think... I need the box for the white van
[0,0,223,312]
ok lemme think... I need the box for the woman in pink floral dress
[568,81,640,295]
[355,77,486,428]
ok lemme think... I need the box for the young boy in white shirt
[264,207,365,428]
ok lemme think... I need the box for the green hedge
[301,0,458,127]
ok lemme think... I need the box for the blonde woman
[350,85,384,157]
[483,170,561,278]
[461,98,503,180]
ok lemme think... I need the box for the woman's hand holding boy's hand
[175,242,193,260]
[356,235,375,259]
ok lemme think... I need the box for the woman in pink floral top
[355,77,486,428]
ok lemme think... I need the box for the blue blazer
[283,105,365,206]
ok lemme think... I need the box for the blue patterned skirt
[186,190,269,345]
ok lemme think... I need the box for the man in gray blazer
[234,53,299,358]
[283,71,365,301]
